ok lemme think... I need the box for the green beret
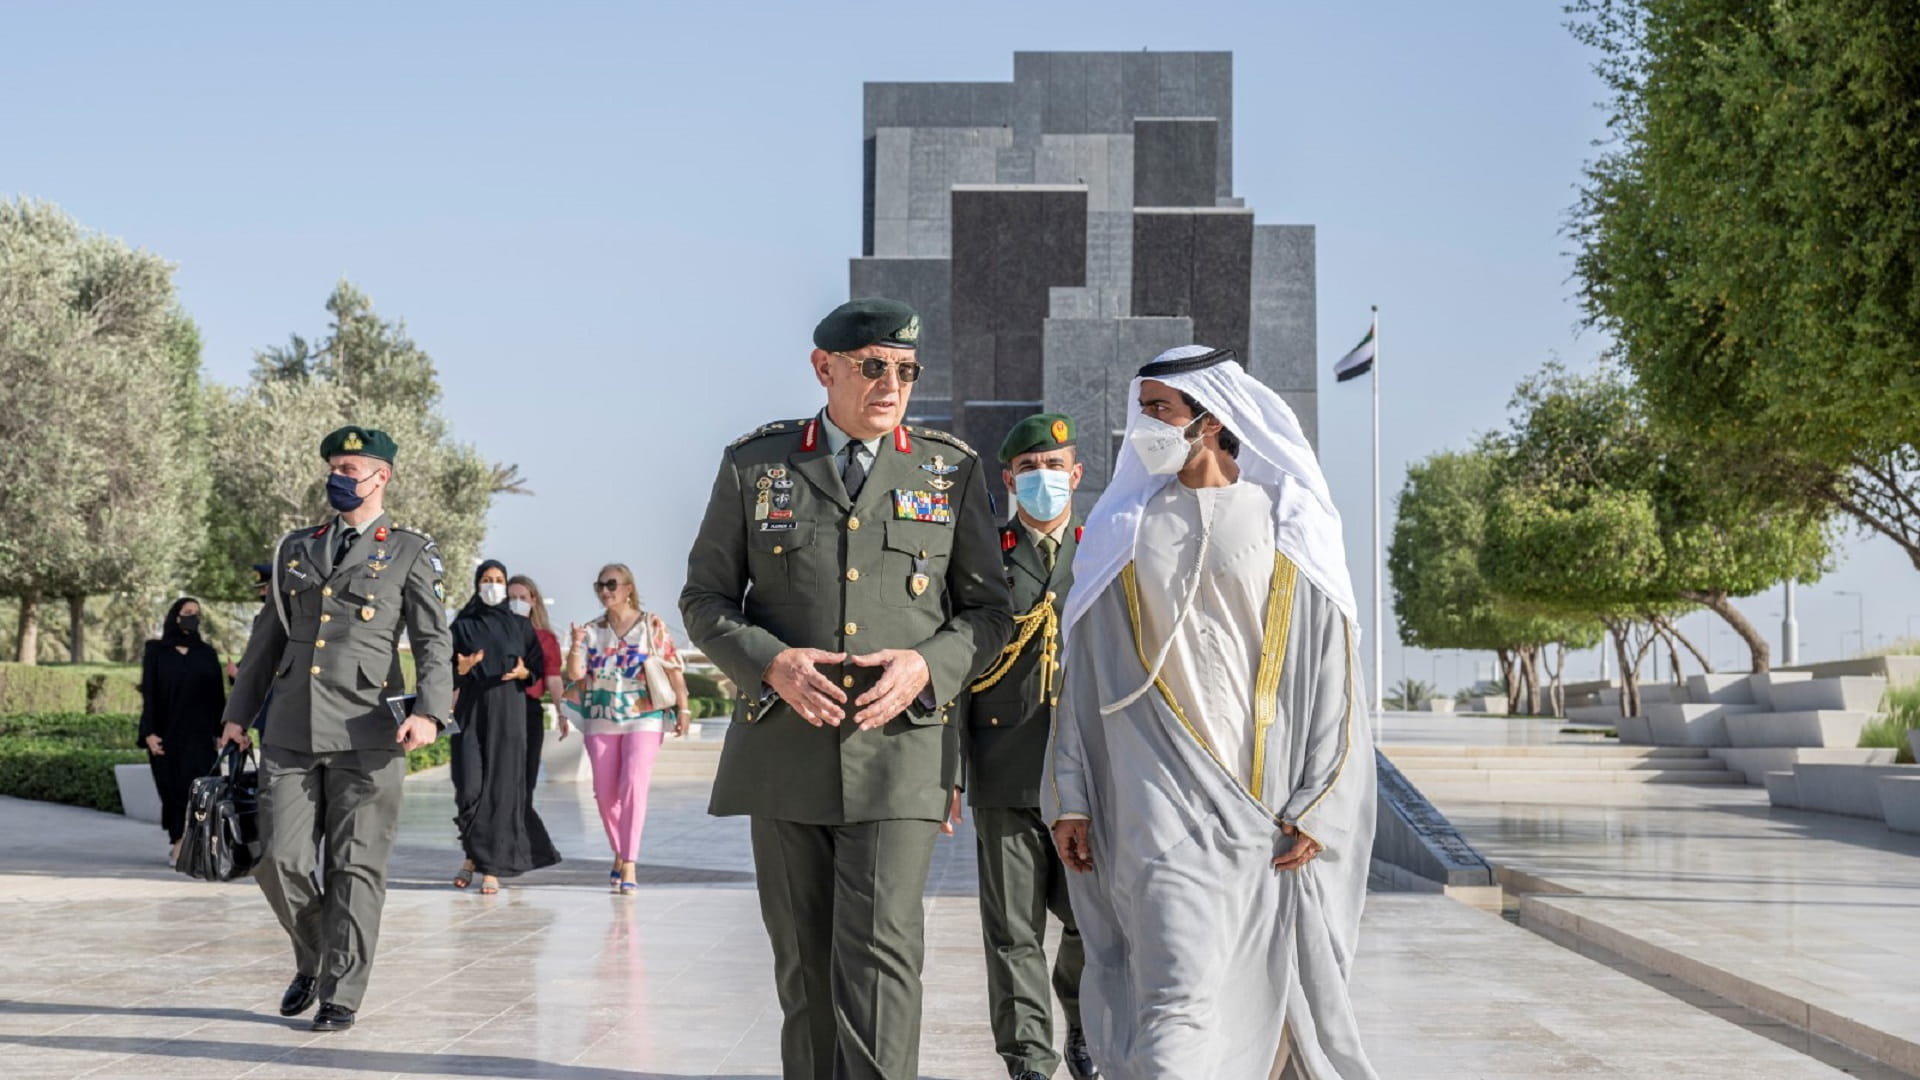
[319,425,397,464]
[998,413,1077,463]
[814,297,920,352]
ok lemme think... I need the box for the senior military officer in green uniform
[682,298,1013,1080]
[964,414,1099,1080]
[218,426,453,1033]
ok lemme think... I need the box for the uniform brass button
[314,639,326,648]
[848,516,861,531]
[843,675,855,688]
[382,681,389,689]
[990,717,1000,726]
[846,568,860,582]
[943,715,951,725]
[844,622,858,636]
[309,665,321,675]
[319,614,331,623]
[322,587,332,597]
[773,545,784,555]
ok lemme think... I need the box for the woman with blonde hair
[565,563,690,894]
[508,573,567,794]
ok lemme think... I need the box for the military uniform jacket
[222,512,455,755]
[680,414,1014,825]
[960,517,1080,810]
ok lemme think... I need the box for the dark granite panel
[862,136,876,257]
[1131,211,1195,320]
[1155,52,1198,115]
[864,82,902,138]
[850,257,954,400]
[962,401,1044,471]
[921,83,976,127]
[1044,52,1089,135]
[1012,52,1046,148]
[1122,51,1158,124]
[953,187,1088,409]
[1191,211,1253,359]
[1195,53,1234,195]
[1134,118,1217,208]
[1087,53,1126,133]
[970,82,1013,127]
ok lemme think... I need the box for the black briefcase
[173,744,261,882]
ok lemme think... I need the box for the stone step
[1774,762,1920,818]
[1724,711,1872,749]
[1382,745,1707,759]
[1393,767,1744,785]
[1766,676,1888,714]
[1707,747,1895,786]
[1391,756,1729,772]
[1646,703,1761,748]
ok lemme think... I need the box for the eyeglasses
[832,352,923,384]
[592,579,624,593]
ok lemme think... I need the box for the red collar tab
[1002,528,1018,553]
[1074,525,1084,544]
[893,426,912,454]
[801,418,819,452]
[313,524,329,538]
[374,526,388,543]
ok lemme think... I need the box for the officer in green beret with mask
[963,413,1098,1080]
[682,297,1013,1080]
[218,425,453,1033]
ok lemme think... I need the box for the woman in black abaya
[138,597,226,863]
[450,560,560,893]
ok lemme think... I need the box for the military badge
[909,555,930,597]
[433,581,445,601]
[891,489,953,524]
[343,432,364,451]
[1051,419,1070,444]
[754,490,771,521]
[757,476,774,491]
[920,455,957,476]
[360,606,376,621]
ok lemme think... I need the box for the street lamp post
[1835,590,1865,658]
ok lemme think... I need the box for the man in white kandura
[1046,345,1378,1080]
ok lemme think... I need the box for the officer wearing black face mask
[218,425,453,1033]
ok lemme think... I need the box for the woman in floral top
[564,562,689,894]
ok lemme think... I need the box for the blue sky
[7,1,1915,689]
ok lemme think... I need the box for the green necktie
[1040,534,1059,571]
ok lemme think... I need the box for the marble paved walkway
[1383,712,1920,1078]
[0,737,1880,1079]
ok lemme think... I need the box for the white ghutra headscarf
[1062,344,1358,644]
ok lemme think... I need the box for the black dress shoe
[311,1003,356,1032]
[278,974,318,1017]
[1065,1025,1101,1080]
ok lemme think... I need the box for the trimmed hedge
[0,664,142,716]
[87,673,143,715]
[0,713,147,813]
[0,665,91,714]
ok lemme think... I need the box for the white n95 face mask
[1127,414,1205,475]
[478,582,508,606]
[508,598,533,617]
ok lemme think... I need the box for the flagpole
[1371,305,1384,744]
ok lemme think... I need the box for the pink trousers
[584,730,665,862]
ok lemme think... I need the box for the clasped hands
[762,647,928,731]
[455,648,530,682]
[1051,819,1322,874]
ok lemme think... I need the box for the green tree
[1480,363,1828,711]
[1568,0,1920,567]
[1390,444,1603,715]
[0,200,205,663]
[193,280,527,600]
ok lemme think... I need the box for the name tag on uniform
[891,489,952,524]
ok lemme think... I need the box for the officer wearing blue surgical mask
[958,412,1101,1080]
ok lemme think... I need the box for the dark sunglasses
[833,352,923,384]
[592,579,624,593]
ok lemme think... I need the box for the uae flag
[1334,324,1376,382]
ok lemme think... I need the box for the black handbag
[173,743,261,881]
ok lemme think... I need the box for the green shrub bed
[0,712,145,813]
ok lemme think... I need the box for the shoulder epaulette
[389,523,435,543]
[905,426,978,459]
[730,419,805,451]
